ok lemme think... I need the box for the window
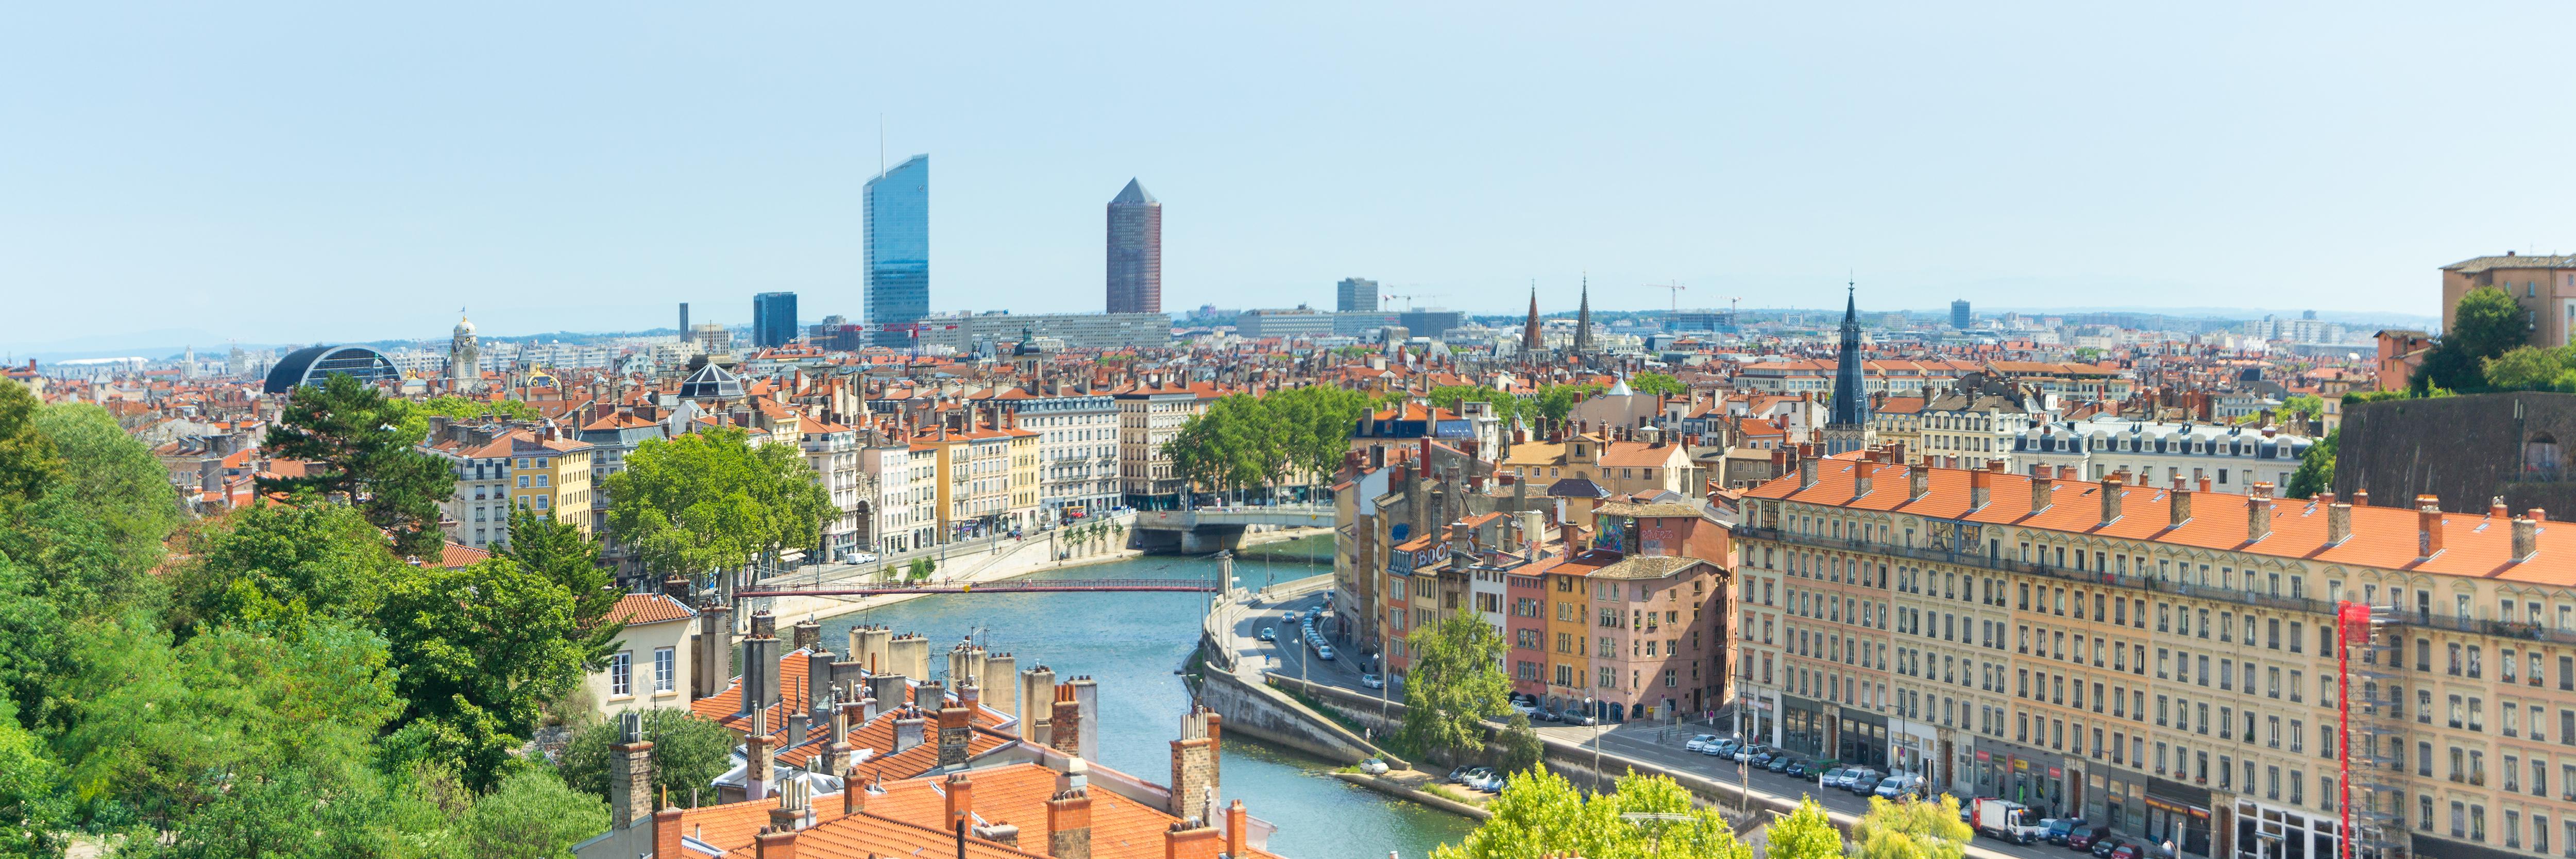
[609,651,633,697]
[654,647,674,692]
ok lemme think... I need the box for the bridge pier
[1129,507,1331,555]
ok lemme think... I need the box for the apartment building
[1737,451,2576,859]
[859,434,936,553]
[1013,391,1118,519]
[2011,418,2315,490]
[801,417,863,561]
[426,426,595,548]
[1116,382,1213,509]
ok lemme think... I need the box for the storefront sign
[2048,767,2062,779]
[2012,758,2030,772]
[1976,750,1991,762]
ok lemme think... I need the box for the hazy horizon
[7,3,2570,352]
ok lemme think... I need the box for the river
[801,534,1478,859]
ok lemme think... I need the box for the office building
[1952,299,1973,330]
[914,312,1171,352]
[752,292,799,348]
[866,154,930,347]
[1337,278,1379,312]
[1106,179,1162,314]
[1399,309,1466,340]
[1234,307,1334,340]
[678,302,689,334]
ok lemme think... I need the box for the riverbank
[752,524,1330,625]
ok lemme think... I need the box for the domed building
[449,313,481,391]
[262,344,400,395]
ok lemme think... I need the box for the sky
[5,3,2574,353]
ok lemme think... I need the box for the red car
[2068,827,2109,850]
[2107,845,2143,859]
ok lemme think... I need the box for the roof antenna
[878,113,886,176]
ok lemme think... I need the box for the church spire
[1521,282,1543,357]
[1573,275,1594,354]
[1822,278,1873,454]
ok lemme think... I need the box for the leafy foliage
[2284,430,2338,500]
[1164,386,1371,503]
[1626,372,1686,398]
[556,709,736,807]
[417,395,543,422]
[1767,797,1848,859]
[2416,286,2527,392]
[0,380,64,509]
[1496,712,1544,775]
[1399,607,1512,763]
[495,506,624,669]
[455,768,609,859]
[378,557,593,791]
[602,426,838,581]
[1854,794,1973,859]
[259,372,457,558]
[171,501,412,633]
[2278,394,2324,420]
[1432,768,1752,859]
[2481,345,2576,392]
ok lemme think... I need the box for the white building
[1012,392,1121,519]
[2008,417,2314,491]
[802,418,863,561]
[588,593,697,718]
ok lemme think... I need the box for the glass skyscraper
[752,291,799,348]
[866,154,929,347]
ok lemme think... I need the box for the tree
[1854,794,1973,859]
[418,395,543,422]
[2418,286,2528,391]
[0,704,66,857]
[907,557,936,582]
[1627,372,1686,398]
[3,402,180,619]
[2482,345,2576,392]
[602,427,837,584]
[1399,607,1512,763]
[495,506,624,669]
[259,372,456,558]
[377,557,591,791]
[1496,712,1544,775]
[2284,430,2338,500]
[555,709,735,807]
[171,501,413,633]
[1767,798,1847,859]
[2278,394,2325,422]
[0,380,63,510]
[457,768,609,859]
[1433,769,1751,859]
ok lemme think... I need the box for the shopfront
[1838,709,1889,768]
[1972,744,2071,818]
[2088,766,2150,836]
[1780,695,1827,758]
[2145,780,2214,859]
[1737,690,1778,748]
[2230,800,2332,859]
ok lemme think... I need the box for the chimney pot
[2417,495,2445,558]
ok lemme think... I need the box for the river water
[803,535,1477,859]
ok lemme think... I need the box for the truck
[1973,797,2042,845]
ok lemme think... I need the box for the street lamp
[1585,695,1603,795]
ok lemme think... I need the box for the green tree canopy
[1626,373,1686,398]
[2481,345,2576,392]
[377,557,591,791]
[602,426,837,581]
[2284,430,2338,500]
[496,506,624,668]
[1399,607,1512,763]
[2278,393,2325,421]
[260,372,457,558]
[1433,769,1753,859]
[2,401,180,619]
[0,380,63,510]
[556,709,735,808]
[455,767,609,859]
[417,395,543,422]
[1766,798,1848,859]
[172,501,414,633]
[2418,286,2529,392]
[1163,386,1371,504]
[1854,794,1972,859]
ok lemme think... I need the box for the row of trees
[1437,768,1971,859]
[1163,386,1374,504]
[0,375,685,857]
[602,425,839,587]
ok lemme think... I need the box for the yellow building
[510,434,595,533]
[426,427,595,548]
[1005,425,1041,532]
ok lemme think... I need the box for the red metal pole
[2335,601,2358,859]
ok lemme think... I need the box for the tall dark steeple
[1821,281,1874,455]
[1573,275,1595,354]
[1521,283,1544,358]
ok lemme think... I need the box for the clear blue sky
[6,3,2572,351]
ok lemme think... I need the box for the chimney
[695,603,732,701]
[1047,787,1094,859]
[1073,676,1099,759]
[1906,466,1929,502]
[1969,466,1992,511]
[938,693,973,767]
[1164,818,1223,859]
[793,619,821,652]
[2417,495,2445,558]
[2353,488,2370,508]
[974,822,1022,849]
[944,773,974,833]
[2533,508,2551,523]
[662,577,692,603]
[754,826,799,859]
[784,707,808,754]
[745,725,776,802]
[2327,502,2351,545]
[2099,476,2123,524]
[893,708,927,754]
[983,652,1017,726]
[1020,665,1058,746]
[1225,800,1247,859]
[824,699,857,780]
[2031,475,2055,512]
[1050,683,1084,758]
[842,766,867,818]
[742,617,781,716]
[867,673,908,713]
[769,779,811,832]
[805,650,835,712]
[2247,484,2274,542]
[1798,457,1817,490]
[654,805,685,859]
[2492,497,2511,519]
[609,713,654,830]
[2513,515,2538,562]
[1167,706,1219,818]
[1854,464,1874,498]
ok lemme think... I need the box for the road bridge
[733,578,1222,599]
[1131,506,1334,553]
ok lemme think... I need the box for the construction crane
[1380,293,1449,311]
[1649,281,1687,313]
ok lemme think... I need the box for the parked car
[1850,774,1884,795]
[1463,768,1498,791]
[1765,755,1794,773]
[1874,774,1924,799]
[1316,645,1336,661]
[1257,628,1277,642]
[1785,759,1816,778]
[1685,734,1719,752]
[1733,744,1766,763]
[1359,673,1383,689]
[1359,757,1389,776]
[1447,766,1473,783]
[1570,712,1599,726]
[2042,818,2086,845]
[1749,750,1778,767]
[2107,845,2143,859]
[1819,767,1848,787]
[2090,837,2129,858]
[1838,768,1882,790]
[1510,701,1539,719]
[1708,738,1740,757]
[2068,826,2110,850]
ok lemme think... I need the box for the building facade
[866,154,930,347]
[1106,179,1162,315]
[1018,392,1119,519]
[1337,277,1379,313]
[753,291,800,349]
[2442,253,2576,349]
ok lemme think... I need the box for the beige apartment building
[1738,451,2576,859]
[2444,253,2576,349]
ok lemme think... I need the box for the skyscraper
[752,292,799,348]
[1105,179,1161,314]
[678,302,689,334]
[1821,285,1874,455]
[1951,299,1972,330]
[866,154,930,347]
[1336,278,1379,312]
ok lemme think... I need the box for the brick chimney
[654,805,684,859]
[1049,683,1083,758]
[1798,457,1817,490]
[2416,495,2445,558]
[1906,466,1929,502]
[1969,466,1992,511]
[1225,800,1247,859]
[2327,501,2352,545]
[944,773,974,832]
[1048,761,1094,859]
[609,713,654,829]
[2031,475,2055,512]
[2099,476,2123,524]
[1163,818,1222,859]
[2492,497,2511,519]
[2514,515,2539,562]
[939,689,973,768]
[1854,464,1874,498]
[2353,487,2371,508]
[2170,479,2194,526]
[893,706,926,754]
[2247,483,2274,542]
[1167,706,1219,818]
[754,826,798,859]
[769,779,811,832]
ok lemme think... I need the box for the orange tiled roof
[607,593,696,626]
